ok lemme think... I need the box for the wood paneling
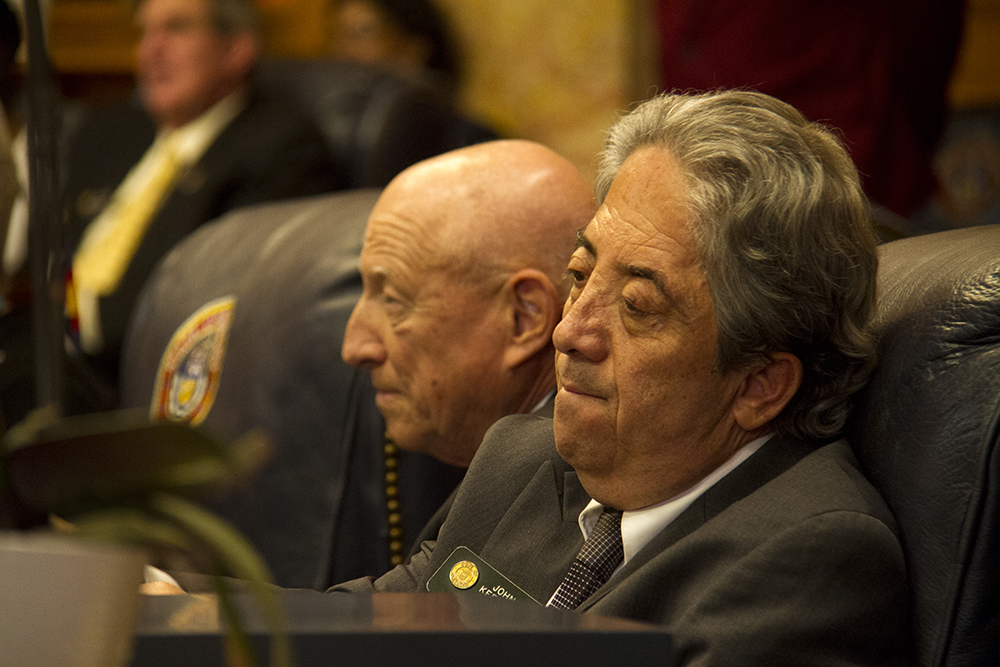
[46,0,330,74]
[40,0,1000,168]
[949,0,1000,107]
[49,1,137,73]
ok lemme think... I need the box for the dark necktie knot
[549,508,624,610]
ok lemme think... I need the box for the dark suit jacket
[333,415,910,666]
[61,89,350,409]
[406,394,555,553]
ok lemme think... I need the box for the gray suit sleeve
[327,539,438,594]
[672,511,909,666]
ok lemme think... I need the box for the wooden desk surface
[133,590,674,666]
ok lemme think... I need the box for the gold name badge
[449,560,479,589]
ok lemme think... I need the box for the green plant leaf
[150,494,293,667]
[68,507,193,552]
[3,410,271,516]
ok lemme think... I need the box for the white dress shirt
[577,432,774,567]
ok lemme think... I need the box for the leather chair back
[255,59,497,189]
[848,225,1000,666]
[120,191,464,589]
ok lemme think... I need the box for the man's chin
[554,404,613,459]
[554,392,606,432]
[553,417,590,460]
[382,419,424,451]
[140,90,203,128]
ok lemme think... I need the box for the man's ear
[502,269,560,370]
[732,352,803,432]
[398,35,433,69]
[224,32,259,77]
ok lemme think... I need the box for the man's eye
[622,292,661,321]
[622,298,647,317]
[380,293,408,324]
[565,268,587,285]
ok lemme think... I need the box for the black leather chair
[120,191,464,590]
[848,225,1000,666]
[255,59,498,189]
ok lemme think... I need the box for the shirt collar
[158,89,247,166]
[577,432,774,564]
[530,388,556,414]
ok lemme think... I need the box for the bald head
[371,139,594,296]
[342,140,595,465]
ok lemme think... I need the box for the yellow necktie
[73,136,184,297]
[71,135,185,353]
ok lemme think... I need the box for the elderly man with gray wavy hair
[331,89,908,666]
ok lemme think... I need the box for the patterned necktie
[548,508,624,610]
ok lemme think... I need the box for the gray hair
[596,90,878,440]
[207,0,259,36]
[134,0,260,36]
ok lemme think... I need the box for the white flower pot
[0,531,147,667]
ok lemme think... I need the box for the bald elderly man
[339,139,594,560]
[134,139,594,590]
[342,139,594,467]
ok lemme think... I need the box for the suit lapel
[480,463,589,603]
[578,432,816,611]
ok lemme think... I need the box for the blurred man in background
[57,0,348,415]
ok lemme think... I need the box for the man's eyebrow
[619,263,667,296]
[617,261,687,317]
[576,227,686,315]
[359,264,389,289]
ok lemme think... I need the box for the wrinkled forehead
[364,169,488,262]
[359,200,451,286]
[594,147,699,252]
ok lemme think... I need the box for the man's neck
[154,90,247,167]
[514,362,558,415]
[155,82,247,130]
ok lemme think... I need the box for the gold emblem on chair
[152,296,236,425]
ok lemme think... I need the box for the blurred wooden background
[43,0,1000,181]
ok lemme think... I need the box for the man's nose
[136,30,166,65]
[341,300,386,368]
[552,287,608,362]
